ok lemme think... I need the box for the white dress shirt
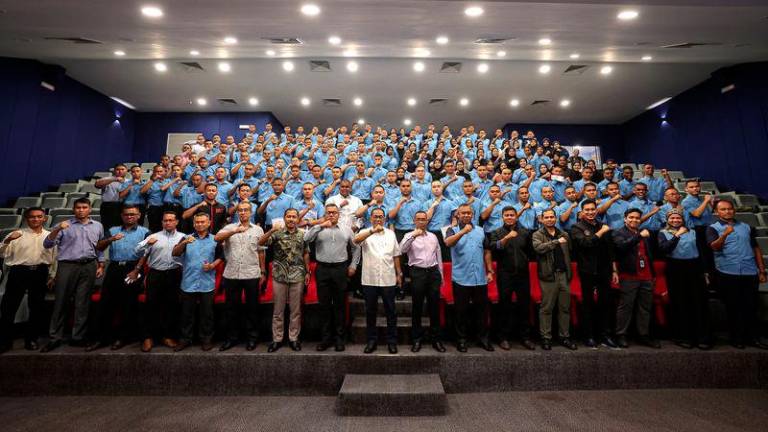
[220,222,264,280]
[325,193,363,231]
[135,229,185,270]
[358,227,401,287]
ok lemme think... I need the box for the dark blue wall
[0,58,135,206]
[621,62,768,199]
[133,112,283,163]
[502,123,626,161]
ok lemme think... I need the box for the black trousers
[179,291,214,343]
[142,268,181,340]
[411,266,442,342]
[667,259,710,344]
[146,205,164,233]
[453,282,489,343]
[0,265,48,344]
[363,285,397,344]
[496,272,531,341]
[222,277,261,343]
[100,201,123,232]
[94,261,142,343]
[428,230,451,262]
[716,271,759,345]
[316,263,348,344]
[394,230,412,292]
[578,271,615,340]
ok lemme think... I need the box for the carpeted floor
[1,389,766,432]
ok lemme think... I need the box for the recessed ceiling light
[353,97,363,106]
[560,99,571,108]
[154,62,167,72]
[404,118,412,126]
[642,55,653,61]
[436,35,449,45]
[407,97,417,106]
[569,53,580,59]
[464,6,484,17]
[266,50,276,56]
[189,50,200,56]
[538,64,551,74]
[300,4,321,16]
[357,118,365,125]
[346,61,359,72]
[248,97,259,106]
[218,62,231,73]
[510,99,520,107]
[538,38,552,46]
[282,61,295,72]
[477,63,489,73]
[459,98,469,106]
[600,65,613,75]
[328,36,342,45]
[342,49,357,57]
[300,97,311,106]
[496,50,506,57]
[141,6,163,18]
[413,61,425,72]
[617,10,639,21]
[223,36,238,45]
[196,98,207,106]
[114,50,126,56]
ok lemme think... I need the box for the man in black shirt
[182,183,228,234]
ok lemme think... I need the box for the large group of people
[1,122,766,355]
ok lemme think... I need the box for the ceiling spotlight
[600,65,613,75]
[570,53,580,59]
[114,50,126,56]
[464,6,484,17]
[642,55,653,61]
[248,97,259,106]
[436,35,449,45]
[300,4,321,16]
[477,63,489,73]
[407,98,417,106]
[413,61,425,72]
[196,98,207,106]
[357,118,365,125]
[266,50,276,56]
[300,97,311,106]
[141,6,163,18]
[346,61,359,72]
[538,64,551,74]
[538,38,552,46]
[218,62,231,73]
[353,97,363,106]
[617,10,639,21]
[496,50,506,57]
[154,62,167,72]
[223,36,238,45]
[560,99,571,108]
[189,50,200,56]
[282,61,295,72]
[510,99,520,107]
[328,36,342,45]
[459,98,469,106]
[404,118,412,126]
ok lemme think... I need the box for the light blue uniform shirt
[360,202,388,229]
[708,221,758,276]
[146,179,170,207]
[555,201,580,231]
[382,184,402,209]
[107,225,150,261]
[447,225,488,286]
[440,175,465,201]
[264,193,297,226]
[284,178,305,200]
[392,196,422,231]
[659,230,699,260]
[629,198,662,231]
[180,233,221,293]
[512,203,537,231]
[296,198,325,223]
[480,199,505,233]
[682,195,715,227]
[654,203,694,229]
[638,176,666,203]
[411,180,432,202]
[180,186,203,209]
[213,181,234,206]
[426,197,458,231]
[135,229,185,271]
[120,180,146,205]
[351,176,376,201]
[604,199,630,229]
[528,179,551,204]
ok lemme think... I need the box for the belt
[412,265,439,272]
[60,258,96,264]
[11,264,49,271]
[317,261,347,267]
[112,260,139,267]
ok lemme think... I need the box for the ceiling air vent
[428,98,448,106]
[474,37,515,44]
[531,100,550,106]
[440,62,462,73]
[563,65,589,75]
[660,42,721,49]
[322,98,342,106]
[217,98,238,106]
[309,60,331,72]
[44,36,102,44]
[179,62,205,72]
[264,37,303,45]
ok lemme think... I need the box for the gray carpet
[1,389,766,432]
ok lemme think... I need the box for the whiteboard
[166,133,201,156]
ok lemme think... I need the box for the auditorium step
[350,317,428,344]
[336,374,447,416]
[348,297,414,316]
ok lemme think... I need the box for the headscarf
[663,208,685,233]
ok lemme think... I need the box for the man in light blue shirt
[638,164,673,203]
[628,183,661,231]
[556,186,580,231]
[599,182,631,229]
[258,178,298,229]
[481,185,506,234]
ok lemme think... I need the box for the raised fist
[146,236,158,246]
[6,230,22,242]
[112,232,125,241]
[640,229,650,238]
[59,221,71,230]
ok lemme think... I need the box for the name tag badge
[639,258,646,269]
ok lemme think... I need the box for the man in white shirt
[325,180,363,232]
[353,208,402,354]
[0,207,56,353]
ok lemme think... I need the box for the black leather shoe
[85,341,106,352]
[219,340,237,351]
[638,336,661,349]
[267,342,282,353]
[602,336,619,348]
[698,343,713,351]
[731,342,746,349]
[41,340,61,353]
[110,340,126,351]
[616,335,629,348]
[334,342,346,352]
[674,340,694,349]
[560,338,578,350]
[316,342,331,352]
[584,338,597,348]
[363,341,377,353]
[457,342,468,353]
[750,340,768,350]
[479,340,495,352]
[246,341,258,351]
[411,341,422,352]
[432,341,446,352]
[201,341,214,351]
[498,340,511,351]
[396,289,405,300]
[541,339,552,351]
[173,340,191,352]
[289,341,301,351]
[521,339,536,351]
[388,343,398,354]
[25,340,39,351]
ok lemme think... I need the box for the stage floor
[1,389,767,432]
